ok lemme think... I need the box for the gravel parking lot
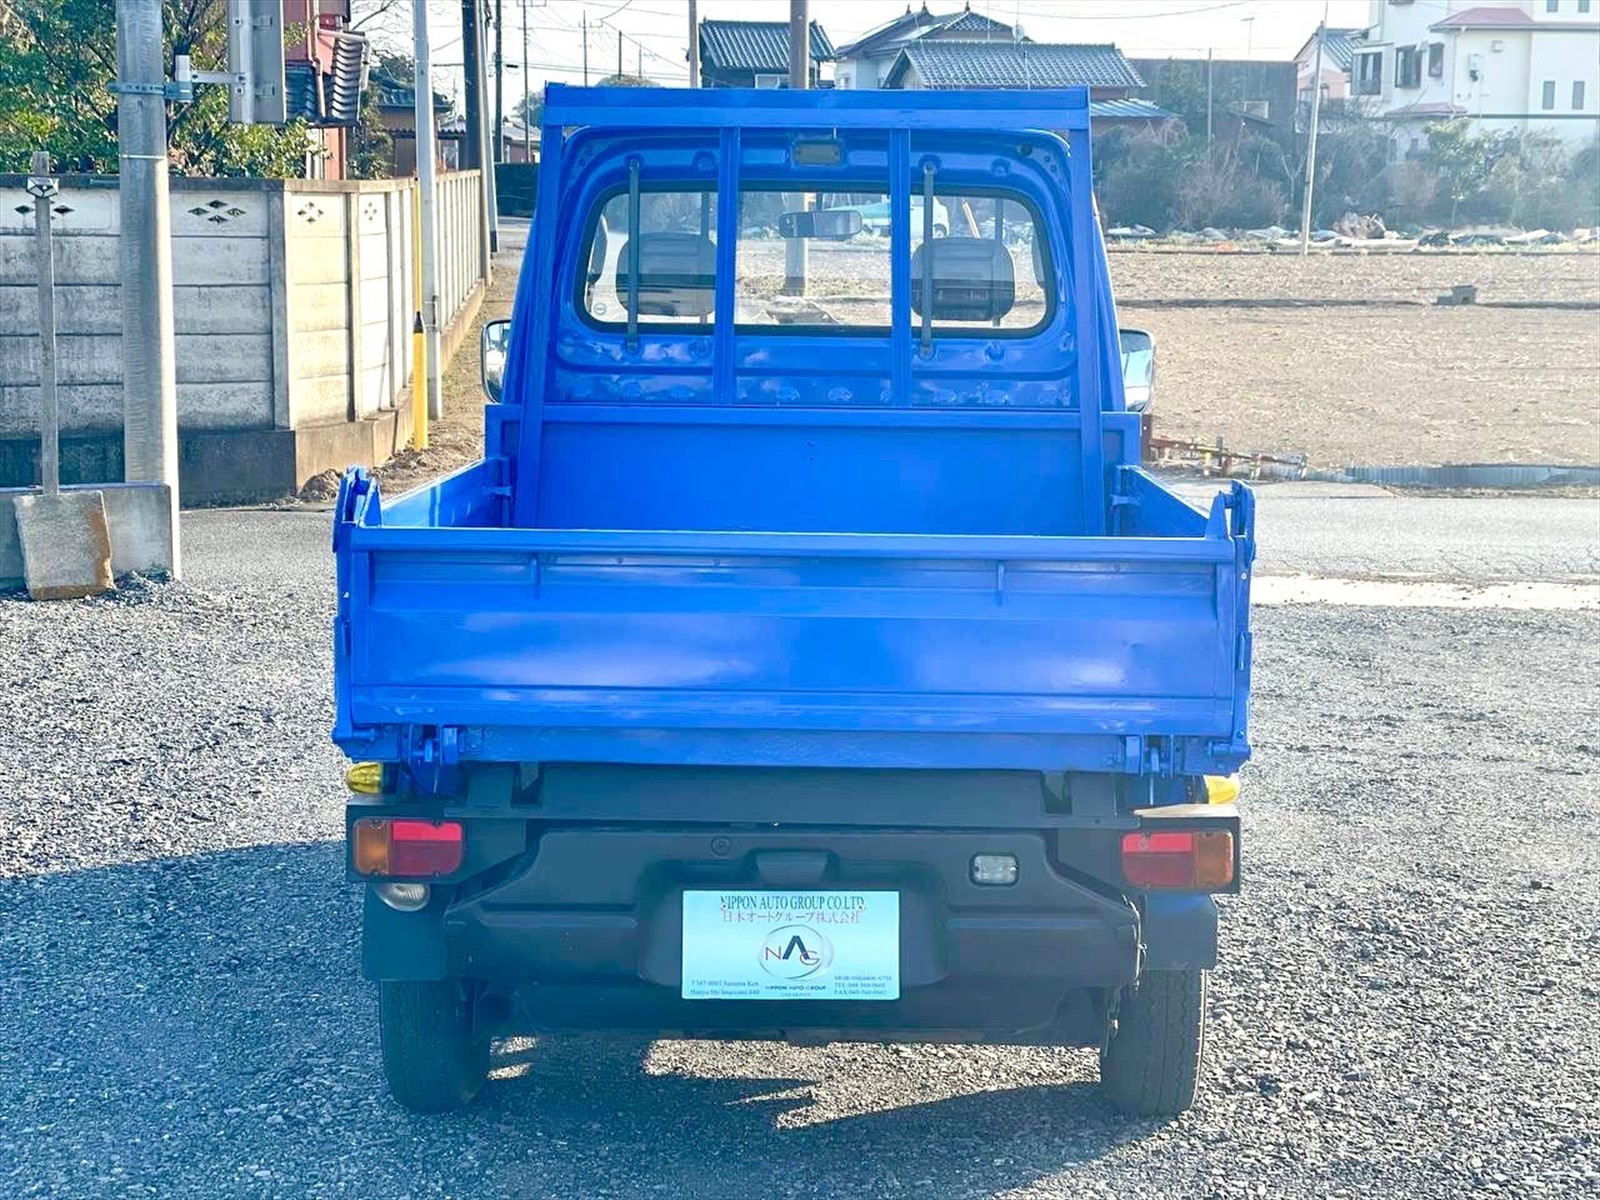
[2,499,1597,1199]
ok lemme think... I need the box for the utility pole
[1205,48,1214,156]
[414,0,443,419]
[475,4,500,254]
[617,28,622,79]
[582,11,589,86]
[462,0,483,169]
[1300,7,1328,257]
[521,0,531,160]
[493,0,505,163]
[688,0,699,88]
[783,0,810,295]
[116,0,180,577]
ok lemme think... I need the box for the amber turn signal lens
[353,818,392,875]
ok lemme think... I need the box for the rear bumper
[362,826,1214,1041]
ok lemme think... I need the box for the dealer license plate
[681,890,900,1001]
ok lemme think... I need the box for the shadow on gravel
[1,843,1152,1199]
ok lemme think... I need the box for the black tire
[379,980,490,1113]
[1099,969,1207,1117]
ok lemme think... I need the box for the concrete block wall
[0,171,488,502]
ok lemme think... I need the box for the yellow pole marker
[410,182,430,451]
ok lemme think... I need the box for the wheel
[378,979,490,1113]
[1099,969,1206,1117]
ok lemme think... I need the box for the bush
[1096,123,1191,231]
[1175,151,1288,230]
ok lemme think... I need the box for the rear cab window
[575,152,1057,340]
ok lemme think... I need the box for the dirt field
[1110,252,1600,467]
[372,245,1600,499]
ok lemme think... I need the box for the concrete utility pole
[493,0,505,162]
[116,0,180,577]
[582,12,589,86]
[414,0,444,420]
[462,0,483,169]
[521,0,531,159]
[1299,8,1329,257]
[474,3,500,254]
[783,0,809,295]
[1205,48,1214,155]
[688,0,699,88]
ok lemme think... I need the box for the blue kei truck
[333,86,1254,1117]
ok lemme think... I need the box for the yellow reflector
[346,761,384,795]
[1203,775,1240,805]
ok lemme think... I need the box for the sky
[355,0,1372,110]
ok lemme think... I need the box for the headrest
[615,231,716,318]
[910,236,1016,322]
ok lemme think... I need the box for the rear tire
[379,980,490,1113]
[1099,969,1206,1117]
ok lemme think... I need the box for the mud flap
[1141,893,1218,970]
[362,886,449,981]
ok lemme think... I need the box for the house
[833,2,1021,90]
[696,19,835,88]
[880,42,1169,128]
[370,64,461,176]
[1294,26,1365,104]
[282,0,369,179]
[1349,1,1600,152]
[1131,57,1300,134]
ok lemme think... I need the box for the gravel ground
[2,505,1599,1199]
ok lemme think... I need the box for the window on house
[1354,51,1383,96]
[1580,0,1592,13]
[1396,46,1422,89]
[1542,79,1557,109]
[1576,81,1588,110]
[1428,43,1444,78]
[1546,0,1560,12]
[754,73,786,89]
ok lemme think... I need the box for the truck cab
[333,86,1254,1117]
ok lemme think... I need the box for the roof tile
[699,20,835,74]
[891,42,1144,91]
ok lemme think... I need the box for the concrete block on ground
[1,482,172,589]
[10,490,114,600]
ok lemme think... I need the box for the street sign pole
[116,0,181,578]
[28,152,60,498]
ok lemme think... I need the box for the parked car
[827,196,950,238]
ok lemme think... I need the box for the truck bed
[332,464,1253,776]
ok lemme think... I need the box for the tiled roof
[286,30,368,127]
[698,20,835,73]
[1089,98,1173,122]
[1431,6,1533,29]
[888,42,1144,91]
[1314,28,1365,71]
[837,5,1020,59]
[369,64,451,113]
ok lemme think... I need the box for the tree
[0,0,316,176]
[595,73,657,88]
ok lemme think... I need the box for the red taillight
[352,818,464,877]
[1121,829,1235,890]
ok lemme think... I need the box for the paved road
[2,492,1597,1199]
